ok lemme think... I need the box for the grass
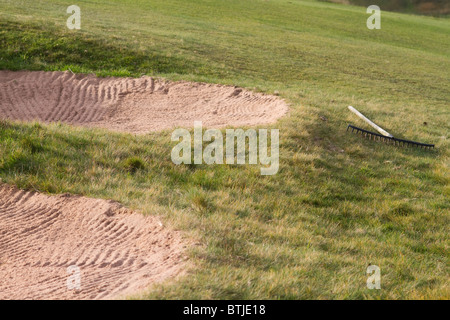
[0,0,449,299]
[121,157,146,173]
[322,1,450,16]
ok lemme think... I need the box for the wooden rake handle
[348,106,393,138]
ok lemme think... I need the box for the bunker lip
[0,70,288,134]
[0,184,187,300]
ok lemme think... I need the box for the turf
[0,0,449,299]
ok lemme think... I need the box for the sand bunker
[0,184,186,300]
[0,71,287,133]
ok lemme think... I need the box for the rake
[346,106,434,149]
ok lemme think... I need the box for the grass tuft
[121,157,146,173]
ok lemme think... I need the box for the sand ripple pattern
[0,185,186,300]
[0,71,288,133]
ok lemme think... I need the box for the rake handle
[348,106,393,138]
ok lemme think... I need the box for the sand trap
[0,71,287,133]
[0,184,186,300]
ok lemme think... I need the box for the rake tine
[346,124,434,149]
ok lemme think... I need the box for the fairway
[0,0,448,300]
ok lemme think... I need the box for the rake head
[347,125,434,149]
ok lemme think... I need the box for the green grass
[322,1,450,16]
[0,0,449,299]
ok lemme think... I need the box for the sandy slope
[0,71,288,133]
[0,184,186,300]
